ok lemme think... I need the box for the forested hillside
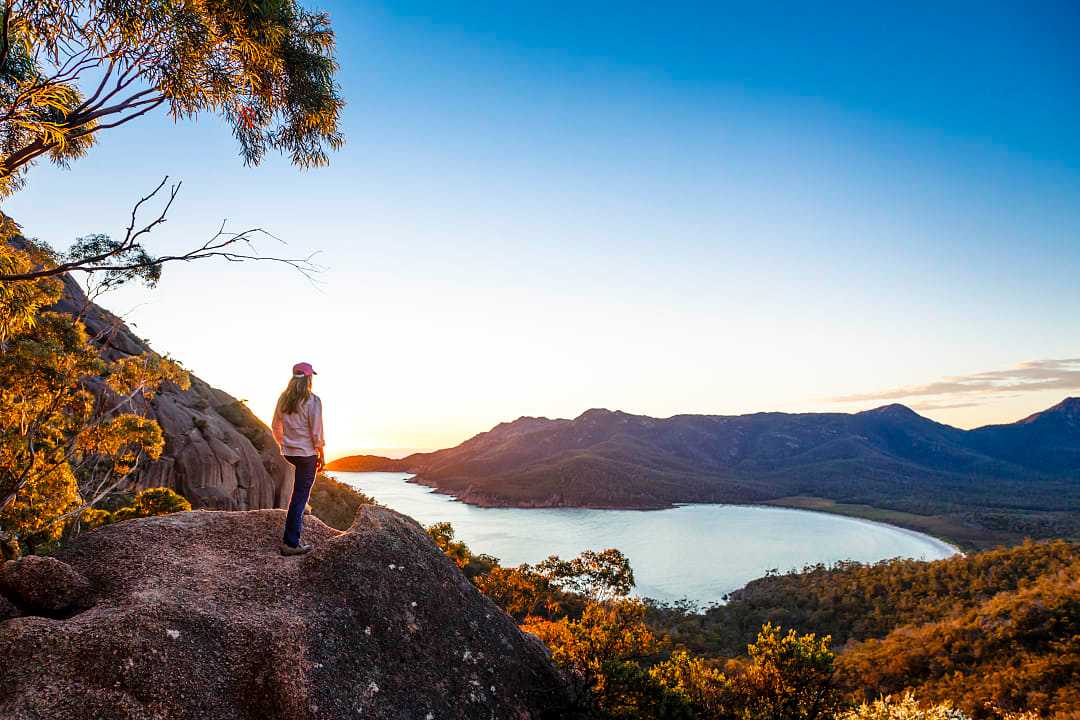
[330,402,1080,547]
[652,540,1078,656]
[645,541,1080,719]
[837,566,1080,718]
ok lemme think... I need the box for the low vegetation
[646,540,1078,656]
[839,694,1040,720]
[307,472,376,530]
[0,224,189,555]
[428,524,1080,719]
[428,522,843,719]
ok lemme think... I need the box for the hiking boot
[279,542,312,557]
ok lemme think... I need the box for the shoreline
[755,501,963,557]
[405,474,981,551]
[333,470,970,554]
[757,496,1016,553]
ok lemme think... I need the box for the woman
[271,362,325,556]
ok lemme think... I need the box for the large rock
[0,507,578,719]
[0,593,18,622]
[51,272,292,510]
[0,555,92,615]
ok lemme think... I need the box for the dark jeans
[282,455,317,547]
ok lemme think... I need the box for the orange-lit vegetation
[429,523,1079,719]
[836,563,1080,719]
[0,221,188,553]
[81,487,191,529]
[428,522,843,719]
[648,540,1079,658]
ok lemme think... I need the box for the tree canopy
[0,219,188,550]
[0,0,343,196]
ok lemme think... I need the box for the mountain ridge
[328,401,1080,546]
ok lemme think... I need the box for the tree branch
[0,0,12,73]
[0,179,324,284]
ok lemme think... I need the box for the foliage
[427,521,498,578]
[79,507,111,530]
[428,522,842,720]
[427,520,1080,719]
[838,693,1044,720]
[0,226,62,340]
[109,487,191,523]
[307,472,374,531]
[734,623,841,720]
[522,598,681,718]
[836,560,1080,719]
[474,563,571,620]
[839,694,969,720]
[648,651,735,719]
[646,540,1079,659]
[0,226,188,550]
[535,548,636,601]
[0,0,343,196]
[523,605,840,720]
[426,521,632,619]
[645,541,1080,719]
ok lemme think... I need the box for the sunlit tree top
[0,0,344,196]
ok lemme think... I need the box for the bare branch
[0,180,323,285]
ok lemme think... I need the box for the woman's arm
[271,402,285,450]
[310,396,326,470]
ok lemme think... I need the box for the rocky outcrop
[52,275,292,510]
[0,506,578,719]
[0,555,91,616]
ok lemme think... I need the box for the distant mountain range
[328,399,1080,544]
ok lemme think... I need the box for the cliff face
[53,275,292,510]
[0,507,577,719]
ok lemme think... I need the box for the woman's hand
[316,448,325,472]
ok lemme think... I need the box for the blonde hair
[276,375,312,415]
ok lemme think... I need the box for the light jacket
[272,394,325,457]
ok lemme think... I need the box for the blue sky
[6,1,1080,455]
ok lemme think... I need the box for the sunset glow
[6,2,1079,459]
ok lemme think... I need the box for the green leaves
[0,0,344,196]
[0,239,189,548]
[65,233,161,289]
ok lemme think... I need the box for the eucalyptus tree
[0,0,344,197]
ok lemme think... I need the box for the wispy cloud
[907,400,986,412]
[827,358,1080,404]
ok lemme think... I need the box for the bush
[839,694,968,720]
[307,473,374,530]
[80,508,112,530]
[108,488,191,524]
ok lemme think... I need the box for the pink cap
[292,362,317,377]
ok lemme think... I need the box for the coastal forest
[414,510,1080,720]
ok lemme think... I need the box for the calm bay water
[332,471,958,605]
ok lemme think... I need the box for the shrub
[307,473,374,530]
[109,488,191,523]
